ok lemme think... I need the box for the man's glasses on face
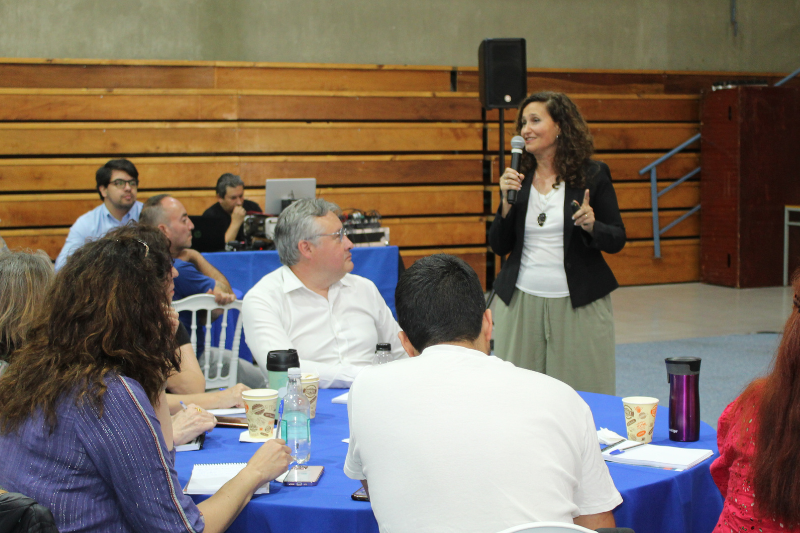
[315,226,350,242]
[110,179,139,189]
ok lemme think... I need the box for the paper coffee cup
[301,373,320,419]
[622,396,659,443]
[242,389,279,440]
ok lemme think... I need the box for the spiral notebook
[184,463,269,495]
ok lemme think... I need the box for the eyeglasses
[110,179,139,189]
[314,226,350,242]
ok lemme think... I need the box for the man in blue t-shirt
[140,194,264,388]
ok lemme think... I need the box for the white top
[516,184,570,297]
[344,344,622,533]
[241,266,406,389]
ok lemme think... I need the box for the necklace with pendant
[534,171,555,227]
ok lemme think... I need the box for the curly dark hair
[515,91,594,189]
[0,224,179,434]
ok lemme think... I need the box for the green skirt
[493,289,616,395]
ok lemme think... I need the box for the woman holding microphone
[489,91,625,395]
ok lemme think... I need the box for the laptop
[189,216,227,253]
[264,178,317,215]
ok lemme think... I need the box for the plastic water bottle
[280,367,311,464]
[372,343,393,365]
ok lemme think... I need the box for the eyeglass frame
[109,178,139,189]
[310,226,350,243]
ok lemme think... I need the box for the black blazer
[489,160,626,309]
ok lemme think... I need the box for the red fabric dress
[710,399,798,532]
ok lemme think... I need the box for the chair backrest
[495,523,597,533]
[172,294,243,390]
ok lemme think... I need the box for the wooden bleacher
[2,59,790,288]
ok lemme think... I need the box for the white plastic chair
[495,523,596,533]
[172,294,243,390]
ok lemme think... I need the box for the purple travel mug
[665,357,701,442]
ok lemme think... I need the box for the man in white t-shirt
[242,198,404,388]
[344,254,622,532]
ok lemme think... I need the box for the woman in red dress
[710,278,800,532]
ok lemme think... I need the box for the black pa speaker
[478,38,527,109]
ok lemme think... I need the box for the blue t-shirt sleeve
[76,377,205,532]
[173,260,216,301]
[56,214,95,271]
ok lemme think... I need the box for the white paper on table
[208,408,246,416]
[239,430,278,443]
[184,463,269,495]
[331,392,349,404]
[342,438,350,444]
[597,428,626,445]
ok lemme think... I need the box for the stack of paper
[602,440,713,470]
[184,463,269,495]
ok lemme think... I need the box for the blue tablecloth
[174,389,723,533]
[201,247,400,363]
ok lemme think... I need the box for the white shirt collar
[279,265,353,295]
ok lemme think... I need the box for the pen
[180,401,187,411]
[608,442,646,456]
[275,399,284,439]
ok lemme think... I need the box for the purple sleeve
[76,377,205,532]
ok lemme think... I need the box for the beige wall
[0,0,797,72]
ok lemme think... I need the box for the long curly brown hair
[515,91,594,188]
[0,224,179,434]
[734,273,800,526]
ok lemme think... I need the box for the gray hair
[0,249,54,359]
[275,198,340,266]
[138,194,171,227]
[216,173,245,198]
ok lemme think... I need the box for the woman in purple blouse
[0,224,291,533]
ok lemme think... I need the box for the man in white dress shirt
[242,198,405,388]
[344,254,622,532]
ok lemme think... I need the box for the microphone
[506,136,526,205]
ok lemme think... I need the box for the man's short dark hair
[395,254,486,353]
[215,173,245,198]
[138,194,170,227]
[95,159,139,201]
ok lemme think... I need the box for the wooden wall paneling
[400,247,488,289]
[485,95,700,123]
[1,228,69,260]
[0,155,485,192]
[0,89,486,122]
[487,123,700,151]
[488,181,700,213]
[214,65,453,92]
[0,122,485,156]
[317,185,484,216]
[0,89,239,121]
[622,210,700,239]
[700,89,740,287]
[381,216,486,247]
[236,122,484,153]
[456,67,792,95]
[605,239,701,285]
[487,153,700,183]
[0,186,486,228]
[238,92,484,121]
[0,62,216,89]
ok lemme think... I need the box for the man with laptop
[55,159,142,270]
[242,198,405,389]
[344,254,622,532]
[202,173,262,244]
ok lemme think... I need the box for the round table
[175,389,723,533]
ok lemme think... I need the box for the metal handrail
[638,133,701,258]
[775,66,800,87]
